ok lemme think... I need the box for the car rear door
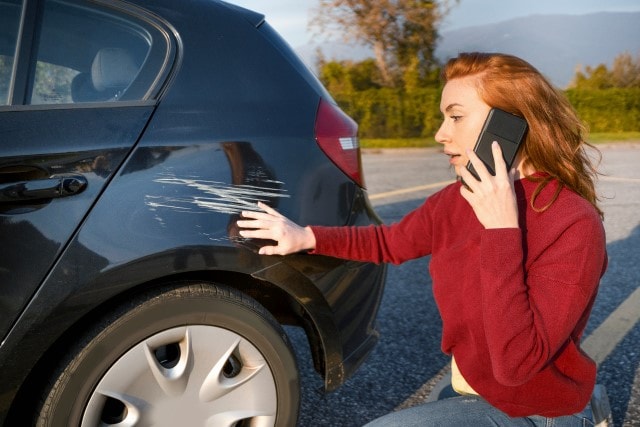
[0,0,175,339]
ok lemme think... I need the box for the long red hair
[441,52,602,218]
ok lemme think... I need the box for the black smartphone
[466,108,528,180]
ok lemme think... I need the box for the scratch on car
[145,174,290,215]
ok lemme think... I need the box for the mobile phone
[466,108,528,180]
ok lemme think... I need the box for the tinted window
[30,0,160,104]
[0,0,23,105]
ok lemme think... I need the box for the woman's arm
[479,206,606,386]
[237,199,436,264]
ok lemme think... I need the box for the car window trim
[0,99,156,112]
[7,0,180,107]
[10,0,44,105]
[88,0,181,102]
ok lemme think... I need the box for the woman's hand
[237,202,316,255]
[459,142,520,229]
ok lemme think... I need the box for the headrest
[91,48,138,93]
[70,72,95,102]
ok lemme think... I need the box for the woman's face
[434,76,492,176]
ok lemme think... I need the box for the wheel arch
[6,267,337,421]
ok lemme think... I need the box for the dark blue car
[0,0,386,425]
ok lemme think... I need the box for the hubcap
[81,325,277,426]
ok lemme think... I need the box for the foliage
[321,70,640,137]
[566,88,640,132]
[586,132,640,143]
[332,86,442,138]
[32,61,77,104]
[0,55,12,104]
[361,137,438,149]
[311,0,456,88]
[571,52,640,89]
[318,56,640,138]
[0,55,76,104]
[319,58,382,93]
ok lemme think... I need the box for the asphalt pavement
[292,142,640,427]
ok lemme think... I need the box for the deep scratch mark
[145,174,290,216]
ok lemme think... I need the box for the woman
[237,52,607,426]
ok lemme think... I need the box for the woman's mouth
[445,152,461,164]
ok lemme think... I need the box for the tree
[0,55,13,104]
[572,64,613,89]
[318,58,382,93]
[311,0,456,88]
[610,52,640,88]
[571,51,640,89]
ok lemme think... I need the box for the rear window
[1,0,175,106]
[30,0,156,104]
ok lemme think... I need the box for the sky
[228,0,640,48]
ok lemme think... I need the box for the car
[0,0,387,425]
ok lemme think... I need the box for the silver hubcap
[81,325,277,426]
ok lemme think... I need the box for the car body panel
[0,105,154,337]
[0,0,387,422]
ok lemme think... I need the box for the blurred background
[231,0,640,145]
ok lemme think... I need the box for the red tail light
[315,98,365,188]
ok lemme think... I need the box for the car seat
[71,47,139,102]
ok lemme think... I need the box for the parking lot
[293,142,640,426]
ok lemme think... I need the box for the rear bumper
[254,255,387,391]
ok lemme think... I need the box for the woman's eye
[450,115,462,122]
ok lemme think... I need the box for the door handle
[0,174,87,202]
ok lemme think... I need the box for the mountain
[295,11,640,88]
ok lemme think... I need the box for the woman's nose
[434,123,447,145]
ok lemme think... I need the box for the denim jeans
[363,373,594,427]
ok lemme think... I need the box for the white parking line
[600,176,640,183]
[368,180,455,201]
[583,285,640,365]
[368,175,639,202]
[393,285,640,410]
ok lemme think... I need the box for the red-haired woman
[238,52,607,426]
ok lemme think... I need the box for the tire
[35,282,300,427]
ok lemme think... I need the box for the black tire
[35,281,300,427]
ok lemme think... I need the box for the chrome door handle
[0,175,87,202]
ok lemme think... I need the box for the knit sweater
[310,177,607,417]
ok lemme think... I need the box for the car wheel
[35,282,300,427]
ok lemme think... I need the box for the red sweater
[311,177,607,417]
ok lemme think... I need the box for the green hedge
[334,88,441,138]
[566,88,640,132]
[334,88,640,138]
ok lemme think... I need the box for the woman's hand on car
[237,202,316,255]
[459,141,520,229]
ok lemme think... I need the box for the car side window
[30,0,160,104]
[0,0,23,105]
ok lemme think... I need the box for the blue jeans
[363,374,594,427]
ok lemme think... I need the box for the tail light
[314,98,365,188]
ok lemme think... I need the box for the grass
[360,132,640,149]
[361,137,438,149]
[587,132,640,143]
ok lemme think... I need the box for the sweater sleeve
[310,197,436,264]
[479,210,607,387]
